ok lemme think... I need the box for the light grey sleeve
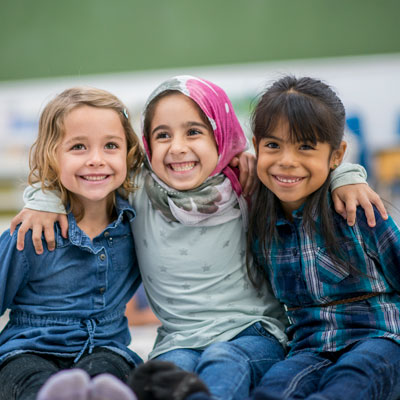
[330,162,367,192]
[23,184,66,214]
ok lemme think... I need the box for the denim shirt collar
[55,195,135,249]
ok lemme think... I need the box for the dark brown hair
[247,75,350,287]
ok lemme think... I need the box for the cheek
[208,148,219,170]
[148,143,164,171]
[57,154,71,184]
[202,139,218,168]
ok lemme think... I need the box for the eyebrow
[63,135,125,146]
[151,121,209,136]
[263,135,283,141]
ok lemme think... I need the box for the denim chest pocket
[107,233,135,271]
[315,243,352,285]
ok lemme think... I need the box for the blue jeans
[156,322,285,400]
[252,338,400,400]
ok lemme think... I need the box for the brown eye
[70,144,85,150]
[105,142,118,149]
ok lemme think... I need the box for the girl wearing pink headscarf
[131,76,287,400]
[20,76,373,400]
[126,75,368,400]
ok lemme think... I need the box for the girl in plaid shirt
[248,75,400,400]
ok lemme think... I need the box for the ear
[330,141,347,170]
[252,136,258,156]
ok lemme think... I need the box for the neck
[75,196,114,240]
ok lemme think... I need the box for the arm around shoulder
[330,162,367,191]
[23,184,66,214]
[10,185,68,254]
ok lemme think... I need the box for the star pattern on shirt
[202,264,212,272]
[200,227,208,235]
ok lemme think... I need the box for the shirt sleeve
[23,184,66,214]
[0,229,30,315]
[357,208,400,292]
[329,163,368,191]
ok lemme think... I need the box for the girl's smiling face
[254,119,346,218]
[57,105,127,209]
[149,93,219,191]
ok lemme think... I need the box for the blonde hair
[29,86,144,220]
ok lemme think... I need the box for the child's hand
[230,152,257,197]
[332,183,388,227]
[10,209,68,254]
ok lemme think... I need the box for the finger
[344,199,357,226]
[43,224,56,251]
[358,195,376,227]
[58,214,69,238]
[10,215,22,236]
[238,158,250,195]
[370,194,388,221]
[246,159,257,196]
[229,156,239,168]
[331,193,347,220]
[31,225,44,255]
[16,221,29,251]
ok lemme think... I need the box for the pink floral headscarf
[142,75,248,196]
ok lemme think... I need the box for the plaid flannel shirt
[253,196,400,356]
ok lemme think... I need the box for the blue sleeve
[0,229,30,315]
[356,207,400,292]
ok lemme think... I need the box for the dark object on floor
[129,360,210,400]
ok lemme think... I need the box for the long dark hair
[247,75,350,287]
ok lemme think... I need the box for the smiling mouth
[81,175,109,181]
[274,175,304,184]
[169,162,197,172]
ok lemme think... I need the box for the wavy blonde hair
[29,87,144,220]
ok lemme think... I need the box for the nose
[278,148,298,168]
[169,135,188,155]
[87,148,105,167]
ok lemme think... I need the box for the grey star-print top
[131,171,288,359]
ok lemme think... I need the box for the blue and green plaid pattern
[253,197,400,356]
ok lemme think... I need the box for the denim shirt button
[99,254,106,261]
[99,287,105,294]
[104,231,110,238]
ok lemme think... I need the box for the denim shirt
[0,195,142,366]
[253,196,400,356]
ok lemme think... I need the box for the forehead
[63,105,124,134]
[151,93,208,123]
[264,116,320,145]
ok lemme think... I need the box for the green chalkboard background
[1,0,399,81]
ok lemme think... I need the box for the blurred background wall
[1,0,400,230]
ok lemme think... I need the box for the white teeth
[276,176,302,183]
[82,175,107,181]
[170,162,196,171]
